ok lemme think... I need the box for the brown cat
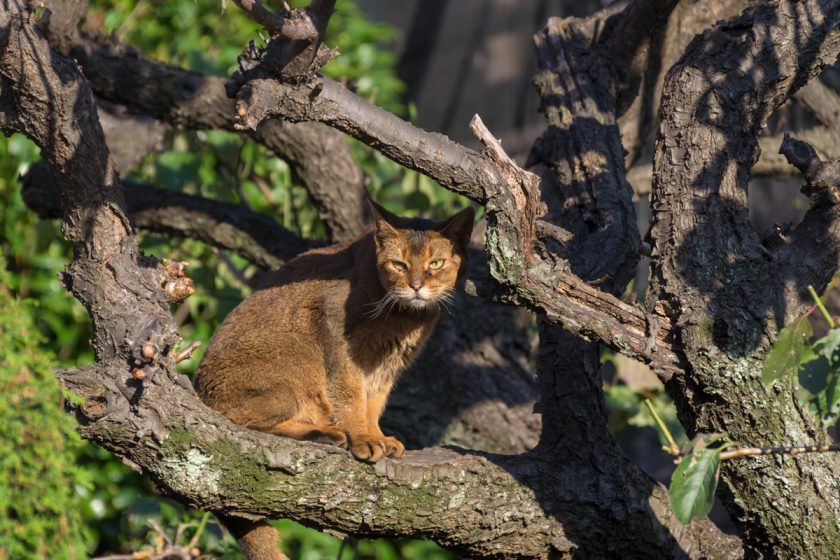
[194,200,474,463]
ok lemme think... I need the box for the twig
[188,512,211,549]
[644,399,680,455]
[91,545,193,560]
[148,519,173,547]
[807,285,836,328]
[172,341,202,364]
[719,444,840,461]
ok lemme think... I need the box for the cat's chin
[400,297,438,312]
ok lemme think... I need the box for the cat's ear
[369,198,402,239]
[438,206,475,251]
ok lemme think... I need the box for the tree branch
[617,0,750,169]
[603,0,679,116]
[778,134,840,302]
[519,2,742,555]
[0,8,560,557]
[228,37,686,376]
[230,0,318,40]
[20,163,309,270]
[43,3,367,242]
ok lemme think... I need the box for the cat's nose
[409,278,422,291]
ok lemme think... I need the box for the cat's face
[370,201,475,313]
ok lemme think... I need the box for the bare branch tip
[172,341,202,364]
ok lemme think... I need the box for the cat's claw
[348,433,404,462]
[382,436,405,458]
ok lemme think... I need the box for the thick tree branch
[648,0,840,555]
[61,361,737,560]
[20,163,309,270]
[519,3,742,556]
[603,0,678,116]
[229,39,685,376]
[0,3,181,366]
[235,76,501,205]
[0,1,742,557]
[0,7,557,557]
[617,0,750,170]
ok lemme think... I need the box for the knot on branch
[160,259,194,303]
[780,133,840,204]
[226,0,339,131]
[231,0,336,43]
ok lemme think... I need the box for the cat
[194,200,474,462]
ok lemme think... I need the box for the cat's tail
[217,514,289,560]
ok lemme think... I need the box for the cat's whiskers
[366,289,401,320]
[434,289,456,316]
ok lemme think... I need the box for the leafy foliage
[762,287,840,429]
[0,260,91,559]
[662,282,840,526]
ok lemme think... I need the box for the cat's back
[200,233,375,358]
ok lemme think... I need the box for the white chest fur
[363,324,431,397]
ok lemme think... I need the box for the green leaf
[669,448,721,524]
[798,328,840,427]
[815,328,840,365]
[762,316,814,384]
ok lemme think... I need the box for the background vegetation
[1,0,682,557]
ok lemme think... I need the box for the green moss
[160,425,276,502]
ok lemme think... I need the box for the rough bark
[37,0,540,456]
[230,41,685,377]
[648,0,840,556]
[618,0,750,170]
[523,3,741,558]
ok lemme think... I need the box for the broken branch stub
[469,115,543,285]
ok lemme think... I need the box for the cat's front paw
[381,435,405,458]
[347,433,404,462]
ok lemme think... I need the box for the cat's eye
[392,260,408,271]
[429,259,444,270]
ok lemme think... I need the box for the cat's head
[370,200,475,313]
